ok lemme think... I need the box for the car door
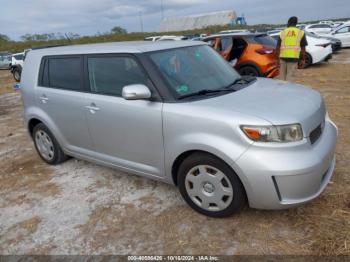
[36,55,93,154]
[83,54,164,177]
[0,54,9,69]
[333,26,350,47]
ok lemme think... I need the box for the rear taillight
[316,43,331,48]
[255,46,275,55]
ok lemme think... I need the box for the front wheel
[178,153,246,217]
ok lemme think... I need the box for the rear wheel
[12,67,21,82]
[33,123,68,165]
[178,152,246,217]
[299,53,312,68]
[238,66,260,77]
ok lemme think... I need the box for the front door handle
[85,103,100,113]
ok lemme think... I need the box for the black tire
[12,67,21,82]
[178,152,246,218]
[238,66,260,77]
[299,53,312,69]
[32,123,68,165]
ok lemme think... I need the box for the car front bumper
[235,119,337,210]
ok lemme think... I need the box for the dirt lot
[0,50,349,255]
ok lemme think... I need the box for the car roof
[28,41,205,56]
[204,32,267,40]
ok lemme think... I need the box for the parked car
[325,24,350,47]
[219,30,250,34]
[22,41,337,217]
[203,33,279,78]
[305,24,333,34]
[144,36,161,42]
[308,33,342,52]
[0,52,12,69]
[157,35,188,41]
[11,52,24,82]
[269,32,333,68]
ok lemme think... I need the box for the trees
[0,34,10,42]
[111,26,127,35]
[20,32,80,42]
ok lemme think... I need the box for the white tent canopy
[160,10,237,32]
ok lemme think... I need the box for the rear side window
[336,27,350,34]
[87,56,149,97]
[14,54,24,60]
[221,37,233,51]
[40,56,82,91]
[253,35,277,47]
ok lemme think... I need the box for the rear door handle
[85,103,100,113]
[39,95,49,103]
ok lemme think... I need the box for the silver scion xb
[21,41,337,217]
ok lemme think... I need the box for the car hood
[192,78,325,137]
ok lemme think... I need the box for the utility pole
[139,11,144,32]
[161,0,164,20]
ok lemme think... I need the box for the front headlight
[241,124,303,142]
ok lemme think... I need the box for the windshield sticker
[176,84,189,93]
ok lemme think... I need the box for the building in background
[160,10,239,32]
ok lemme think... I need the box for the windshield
[148,45,241,98]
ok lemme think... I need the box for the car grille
[309,121,324,145]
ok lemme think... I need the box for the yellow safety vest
[280,27,304,59]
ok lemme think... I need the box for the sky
[1,0,349,40]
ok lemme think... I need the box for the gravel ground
[0,50,349,255]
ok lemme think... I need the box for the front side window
[87,56,149,97]
[148,45,241,98]
[43,57,81,90]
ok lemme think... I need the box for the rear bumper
[235,119,337,210]
[311,46,333,64]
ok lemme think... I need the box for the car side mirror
[122,84,151,100]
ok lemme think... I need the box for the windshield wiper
[177,76,256,100]
[178,88,233,100]
[223,76,256,90]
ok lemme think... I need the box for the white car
[305,24,333,34]
[11,52,24,67]
[144,36,161,42]
[10,52,24,82]
[219,30,250,34]
[324,24,350,47]
[269,32,332,67]
[0,52,12,69]
[157,35,188,41]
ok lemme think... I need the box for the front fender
[164,132,253,196]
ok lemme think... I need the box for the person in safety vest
[276,16,308,81]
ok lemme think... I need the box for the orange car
[203,33,279,78]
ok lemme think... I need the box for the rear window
[40,56,82,91]
[252,35,277,47]
[14,54,24,60]
[87,56,149,97]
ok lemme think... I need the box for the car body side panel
[162,102,271,189]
